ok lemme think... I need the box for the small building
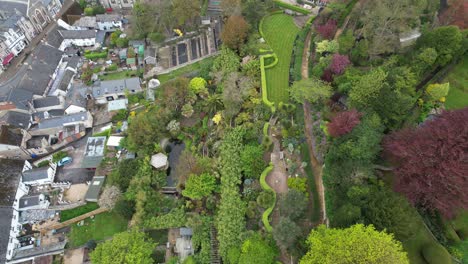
[150,153,168,170]
[96,14,122,31]
[18,194,50,211]
[32,96,64,112]
[144,48,156,65]
[90,77,142,103]
[72,16,97,29]
[118,48,127,60]
[175,227,194,261]
[107,99,128,112]
[126,57,136,68]
[106,136,123,148]
[81,136,106,169]
[34,111,93,136]
[85,176,105,202]
[58,30,97,50]
[21,165,56,186]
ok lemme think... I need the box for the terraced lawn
[261,14,300,103]
[445,53,468,110]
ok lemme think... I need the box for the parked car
[58,157,73,166]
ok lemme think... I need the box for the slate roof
[95,30,107,44]
[15,44,63,95]
[59,30,96,39]
[32,109,65,121]
[19,209,55,224]
[81,136,106,168]
[0,125,22,146]
[0,159,23,206]
[58,69,75,91]
[85,176,105,201]
[38,111,89,129]
[0,14,22,31]
[45,28,65,49]
[0,207,13,263]
[19,195,41,209]
[22,167,49,183]
[107,99,127,112]
[7,88,34,111]
[93,77,141,97]
[96,14,121,23]
[0,1,28,18]
[0,111,31,129]
[73,16,97,28]
[32,96,60,109]
[180,227,193,236]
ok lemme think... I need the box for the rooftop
[32,109,65,122]
[0,125,22,146]
[106,136,123,147]
[85,176,105,202]
[22,167,50,183]
[96,14,121,23]
[38,111,89,129]
[92,77,141,98]
[19,194,42,209]
[32,96,60,109]
[59,30,96,39]
[73,16,97,28]
[81,136,106,168]
[151,153,168,169]
[107,99,128,112]
[0,111,31,129]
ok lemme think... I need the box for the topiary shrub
[421,243,451,264]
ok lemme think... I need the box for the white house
[90,77,142,104]
[21,162,57,186]
[18,194,50,211]
[58,30,96,51]
[0,28,26,57]
[96,14,122,31]
[32,111,93,136]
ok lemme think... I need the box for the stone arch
[34,9,46,25]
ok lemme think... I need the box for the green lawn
[157,56,215,84]
[261,14,300,103]
[99,70,138,81]
[68,212,128,247]
[60,203,99,222]
[444,53,468,110]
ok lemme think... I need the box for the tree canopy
[90,230,156,264]
[300,224,409,264]
[182,173,217,200]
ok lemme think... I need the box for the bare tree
[98,186,122,210]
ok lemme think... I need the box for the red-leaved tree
[383,108,468,218]
[330,54,350,75]
[327,109,362,137]
[316,19,337,40]
[321,68,334,83]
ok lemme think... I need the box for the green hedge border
[273,0,311,15]
[260,164,275,232]
[263,122,270,136]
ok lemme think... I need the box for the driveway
[55,132,95,184]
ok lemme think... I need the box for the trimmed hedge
[263,122,270,137]
[84,51,108,60]
[260,55,276,112]
[421,243,452,264]
[260,164,275,232]
[273,0,311,15]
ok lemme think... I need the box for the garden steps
[210,225,221,264]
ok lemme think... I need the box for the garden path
[301,28,328,225]
[266,135,288,195]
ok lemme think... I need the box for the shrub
[257,190,275,209]
[84,51,108,60]
[37,160,50,167]
[52,151,68,163]
[106,64,118,71]
[422,243,451,264]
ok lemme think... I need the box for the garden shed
[85,176,105,202]
[150,153,168,170]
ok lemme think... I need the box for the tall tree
[300,224,409,264]
[182,173,217,200]
[290,78,332,104]
[240,144,266,179]
[221,16,250,51]
[238,233,278,264]
[90,230,155,264]
[358,0,421,55]
[316,19,337,40]
[383,108,468,218]
[273,217,302,252]
[221,0,241,15]
[417,25,463,66]
[349,68,387,109]
[278,189,307,220]
[330,54,351,75]
[327,109,362,138]
[172,0,200,26]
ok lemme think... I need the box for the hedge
[84,51,108,60]
[263,122,270,137]
[273,0,311,15]
[260,55,276,112]
[260,164,275,232]
[60,203,99,222]
[421,243,452,264]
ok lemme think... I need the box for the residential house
[84,176,105,202]
[58,30,96,51]
[90,77,142,104]
[72,16,97,30]
[0,111,31,130]
[81,136,106,169]
[21,164,57,186]
[0,125,28,159]
[31,111,93,136]
[0,159,29,263]
[175,228,194,261]
[99,0,134,10]
[18,194,50,211]
[31,96,64,112]
[48,56,80,97]
[0,11,36,43]
[96,14,122,31]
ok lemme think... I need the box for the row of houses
[0,0,62,72]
